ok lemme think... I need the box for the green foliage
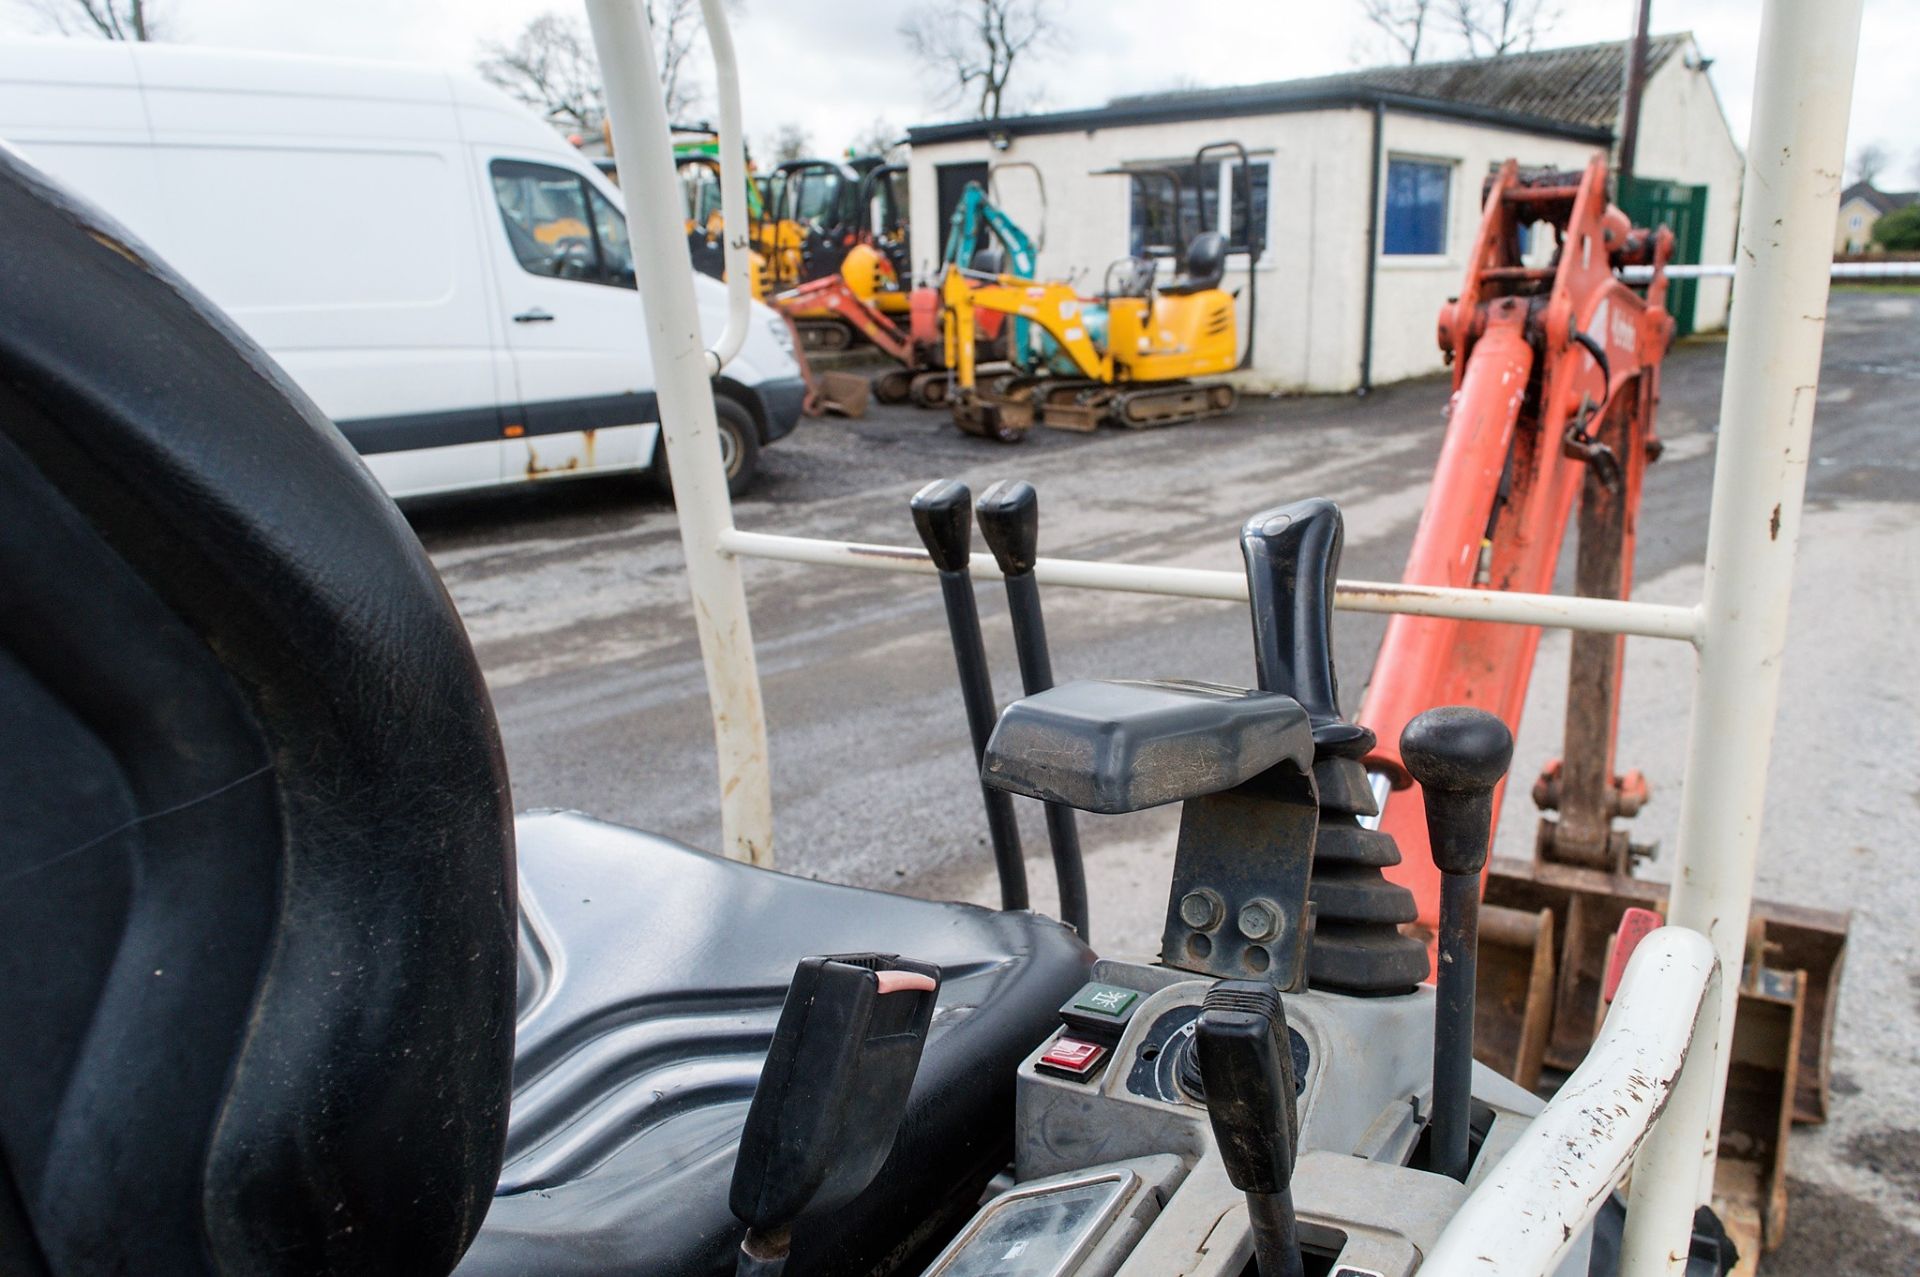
[1871,205,1920,252]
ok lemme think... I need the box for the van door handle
[513,309,555,324]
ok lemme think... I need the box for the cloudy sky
[7,0,1919,184]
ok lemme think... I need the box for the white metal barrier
[1623,260,1920,281]
[1424,927,1720,1276]
[585,0,1862,1267]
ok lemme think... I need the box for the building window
[1849,213,1863,230]
[1383,157,1452,256]
[1126,157,1270,264]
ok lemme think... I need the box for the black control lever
[1196,981,1306,1277]
[1401,707,1513,1183]
[1241,499,1431,996]
[1240,498,1347,737]
[912,480,1028,912]
[729,954,942,1276]
[976,479,1089,939]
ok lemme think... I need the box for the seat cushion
[456,812,1093,1277]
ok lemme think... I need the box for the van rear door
[480,156,656,480]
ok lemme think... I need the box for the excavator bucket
[952,393,1030,443]
[813,371,870,419]
[1480,863,1848,1125]
[1471,903,1555,1090]
[1480,858,1846,1260]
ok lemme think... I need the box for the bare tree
[477,2,712,140]
[645,0,706,121]
[849,117,901,160]
[1360,0,1434,64]
[900,0,1057,122]
[766,123,812,165]
[479,14,607,136]
[1849,142,1888,187]
[22,0,164,40]
[1449,0,1558,58]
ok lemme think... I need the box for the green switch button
[1071,984,1138,1017]
[1058,982,1144,1044]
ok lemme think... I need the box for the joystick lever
[913,479,1028,912]
[1401,707,1513,1182]
[977,479,1090,940]
[1197,981,1306,1277]
[729,954,941,1276]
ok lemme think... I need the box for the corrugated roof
[1108,34,1689,132]
[909,35,1693,147]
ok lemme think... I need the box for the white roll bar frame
[698,0,749,374]
[1622,260,1920,281]
[1424,927,1720,1276]
[584,0,1862,1267]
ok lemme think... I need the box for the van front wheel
[656,394,761,499]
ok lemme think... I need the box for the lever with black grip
[1196,980,1306,1277]
[1240,498,1349,738]
[1240,499,1431,996]
[976,479,1089,939]
[1401,706,1513,1183]
[912,479,1028,911]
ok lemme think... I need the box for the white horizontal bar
[715,528,1703,642]
[1621,261,1920,281]
[1422,928,1719,1276]
[1334,579,1700,642]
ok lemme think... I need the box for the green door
[1619,176,1708,337]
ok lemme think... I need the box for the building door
[935,161,990,264]
[1619,177,1707,337]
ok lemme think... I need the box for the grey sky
[6,0,1919,183]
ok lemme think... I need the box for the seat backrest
[1180,231,1228,290]
[0,151,516,1275]
[970,244,1008,276]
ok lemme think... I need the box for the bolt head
[1237,899,1281,943]
[1179,889,1223,930]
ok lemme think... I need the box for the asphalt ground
[411,290,1920,1270]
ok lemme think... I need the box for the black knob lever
[1401,707,1513,1183]
[912,480,1028,912]
[1196,981,1306,1277]
[1240,499,1369,755]
[975,479,1041,578]
[977,480,1090,940]
[729,954,942,1276]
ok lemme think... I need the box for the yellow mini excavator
[939,141,1259,441]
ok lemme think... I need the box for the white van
[0,40,805,498]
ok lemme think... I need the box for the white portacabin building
[906,35,1743,394]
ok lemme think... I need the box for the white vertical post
[699,0,749,373]
[1619,965,1723,1274]
[1638,0,1863,1221]
[585,0,773,865]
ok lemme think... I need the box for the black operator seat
[0,149,1088,1277]
[1159,230,1229,295]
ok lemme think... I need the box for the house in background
[1835,180,1917,253]
[906,34,1741,394]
